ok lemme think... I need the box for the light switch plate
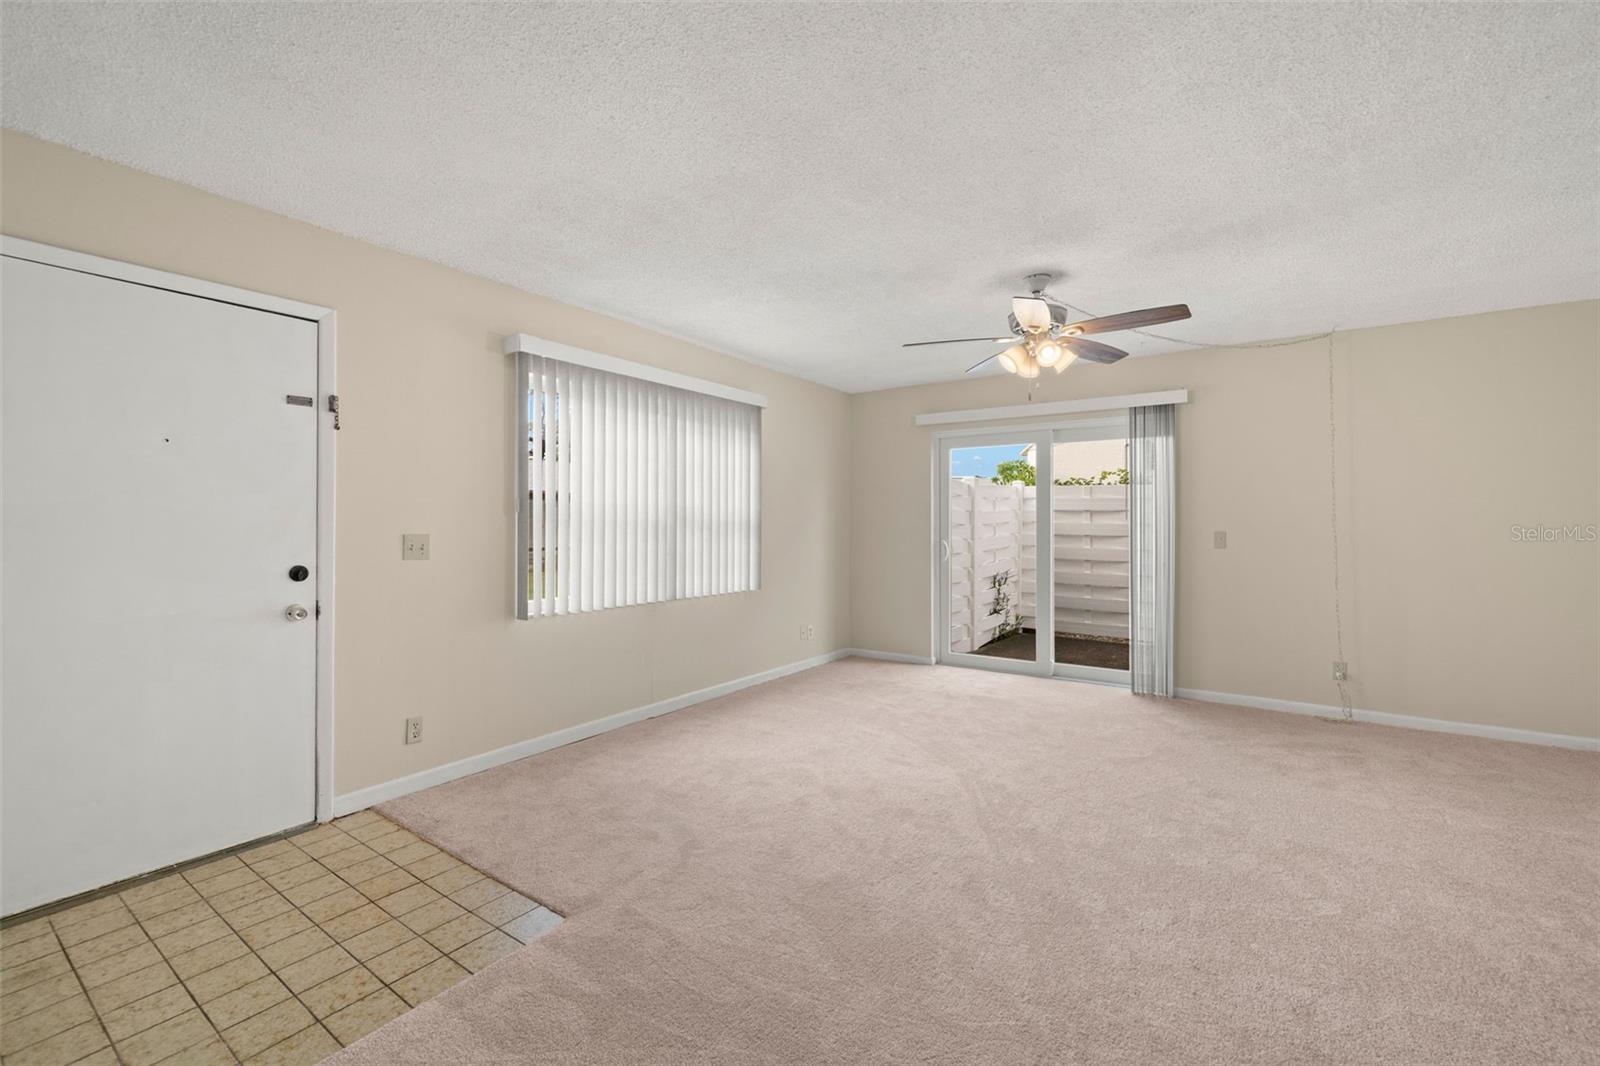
[402,533,430,561]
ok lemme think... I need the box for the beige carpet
[327,659,1598,1065]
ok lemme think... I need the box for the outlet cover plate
[404,716,423,744]
[402,534,430,561]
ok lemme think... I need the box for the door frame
[1,235,340,823]
[935,428,1055,677]
[931,415,1133,686]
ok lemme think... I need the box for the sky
[949,445,1029,479]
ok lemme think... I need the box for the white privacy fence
[948,479,1129,654]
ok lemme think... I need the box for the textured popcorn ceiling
[2,3,1596,392]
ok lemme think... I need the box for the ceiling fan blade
[1064,337,1129,364]
[964,353,1000,374]
[1012,297,1053,332]
[1065,304,1191,336]
[903,336,1012,348]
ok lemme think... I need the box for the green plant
[990,460,1036,486]
[1054,467,1129,487]
[988,570,1022,639]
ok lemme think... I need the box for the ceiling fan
[904,274,1192,378]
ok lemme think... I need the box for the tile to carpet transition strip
[503,907,563,943]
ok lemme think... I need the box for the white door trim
[1,235,340,824]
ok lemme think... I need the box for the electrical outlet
[401,533,430,561]
[1332,661,1348,682]
[404,716,423,744]
[1213,531,1228,549]
[800,623,814,641]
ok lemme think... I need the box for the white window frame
[507,334,765,620]
[503,334,767,408]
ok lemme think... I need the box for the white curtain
[523,355,760,617]
[1128,404,1175,695]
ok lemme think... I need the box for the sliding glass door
[936,417,1132,686]
[1048,418,1131,684]
[938,432,1052,675]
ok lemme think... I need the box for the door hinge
[327,394,341,431]
[315,600,321,619]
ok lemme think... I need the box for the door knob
[284,604,310,622]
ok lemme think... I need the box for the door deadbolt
[288,565,310,582]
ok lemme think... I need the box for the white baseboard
[1174,687,1599,752]
[333,652,1593,817]
[844,648,937,665]
[331,648,855,816]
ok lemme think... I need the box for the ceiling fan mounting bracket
[1022,272,1056,297]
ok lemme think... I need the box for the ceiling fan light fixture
[1012,296,1053,333]
[902,279,1184,379]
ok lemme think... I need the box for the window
[517,349,762,617]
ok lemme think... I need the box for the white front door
[2,254,319,915]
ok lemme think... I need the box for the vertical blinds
[523,354,761,616]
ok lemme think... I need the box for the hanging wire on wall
[1059,304,1354,720]
[1324,332,1354,720]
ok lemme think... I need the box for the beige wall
[852,301,1599,739]
[4,129,1594,771]
[1,131,853,795]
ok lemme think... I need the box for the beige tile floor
[0,810,562,1065]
